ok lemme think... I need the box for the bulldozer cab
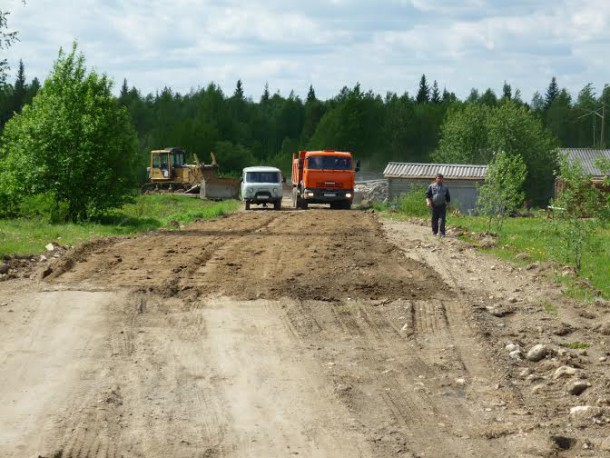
[149,148,186,181]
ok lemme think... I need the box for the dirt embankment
[0,207,609,458]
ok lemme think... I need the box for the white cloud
[3,0,610,101]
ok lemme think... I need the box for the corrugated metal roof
[560,148,610,177]
[383,162,487,180]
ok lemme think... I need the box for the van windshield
[307,156,352,170]
[246,171,280,183]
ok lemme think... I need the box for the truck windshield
[246,171,281,183]
[307,156,352,170]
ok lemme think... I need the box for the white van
[241,166,283,210]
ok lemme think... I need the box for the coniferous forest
[1,58,609,203]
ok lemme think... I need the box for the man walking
[426,173,451,237]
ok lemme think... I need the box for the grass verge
[383,207,609,301]
[449,214,609,300]
[0,194,240,257]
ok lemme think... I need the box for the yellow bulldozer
[144,147,240,199]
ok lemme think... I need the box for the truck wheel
[300,199,308,210]
[245,201,250,210]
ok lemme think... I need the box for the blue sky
[3,0,610,102]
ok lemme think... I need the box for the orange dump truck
[291,149,360,209]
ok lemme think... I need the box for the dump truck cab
[291,150,359,209]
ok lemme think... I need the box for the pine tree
[416,74,430,104]
[466,88,480,103]
[544,77,559,109]
[261,82,270,103]
[480,88,498,106]
[502,81,512,100]
[441,88,457,104]
[431,80,441,104]
[531,91,545,111]
[12,60,26,113]
[233,79,244,100]
[306,85,316,103]
[120,78,129,99]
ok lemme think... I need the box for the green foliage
[544,89,576,147]
[434,103,491,163]
[396,184,429,217]
[477,151,527,232]
[551,154,608,272]
[595,156,610,214]
[18,192,70,224]
[416,74,430,104]
[213,140,256,175]
[4,64,608,185]
[443,213,609,299]
[544,77,560,109]
[0,9,19,83]
[0,43,140,221]
[0,194,240,257]
[308,85,385,161]
[434,100,558,204]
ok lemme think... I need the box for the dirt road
[1,206,609,457]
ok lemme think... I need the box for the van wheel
[245,201,250,210]
[274,200,281,210]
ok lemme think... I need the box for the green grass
[383,208,609,300]
[458,217,610,300]
[449,214,610,300]
[0,195,240,257]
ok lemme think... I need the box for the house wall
[388,178,483,213]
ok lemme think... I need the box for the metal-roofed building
[383,162,488,213]
[556,148,610,197]
[559,148,610,179]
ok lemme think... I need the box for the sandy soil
[1,203,609,457]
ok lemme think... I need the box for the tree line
[1,44,609,220]
[3,64,608,170]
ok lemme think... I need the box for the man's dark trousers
[431,204,446,236]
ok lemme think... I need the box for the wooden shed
[383,162,488,213]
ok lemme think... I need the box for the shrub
[18,192,70,223]
[477,151,527,233]
[551,154,607,272]
[397,184,429,217]
[0,43,139,222]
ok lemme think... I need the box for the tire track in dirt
[47,293,232,458]
[282,296,517,457]
[5,209,565,457]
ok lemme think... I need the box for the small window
[160,154,169,169]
